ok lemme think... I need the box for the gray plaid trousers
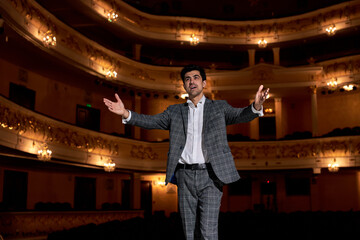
[176,167,223,240]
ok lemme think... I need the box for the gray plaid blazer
[128,98,259,185]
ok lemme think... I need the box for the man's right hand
[103,93,129,118]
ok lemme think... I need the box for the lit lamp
[181,93,189,99]
[264,108,274,114]
[42,30,56,47]
[328,158,339,172]
[325,24,336,36]
[189,34,199,46]
[343,84,354,91]
[107,10,119,22]
[104,159,116,172]
[327,78,337,89]
[106,70,117,78]
[37,145,52,161]
[153,177,166,187]
[258,38,267,48]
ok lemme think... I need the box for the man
[103,64,269,240]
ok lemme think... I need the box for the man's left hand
[254,85,270,111]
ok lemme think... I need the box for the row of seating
[0,202,129,212]
[47,210,360,240]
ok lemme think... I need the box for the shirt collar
[187,95,206,108]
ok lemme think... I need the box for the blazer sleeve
[126,108,171,130]
[223,101,260,125]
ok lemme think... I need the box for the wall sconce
[107,10,119,22]
[37,144,52,161]
[189,34,199,46]
[343,84,354,91]
[258,38,267,48]
[325,24,336,36]
[42,30,56,47]
[264,108,274,114]
[153,177,166,187]
[104,159,116,172]
[327,78,337,89]
[328,158,339,172]
[106,70,118,78]
[180,93,189,99]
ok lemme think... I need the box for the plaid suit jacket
[128,98,259,185]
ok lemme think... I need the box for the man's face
[183,70,206,99]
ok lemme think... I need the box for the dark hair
[180,64,206,83]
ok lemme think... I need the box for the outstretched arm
[103,93,130,118]
[104,93,171,130]
[254,85,270,111]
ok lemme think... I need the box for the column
[248,49,256,67]
[274,98,283,139]
[310,86,318,137]
[272,47,280,65]
[249,99,259,140]
[133,44,142,61]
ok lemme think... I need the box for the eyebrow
[185,74,200,79]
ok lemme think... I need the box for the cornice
[0,95,359,172]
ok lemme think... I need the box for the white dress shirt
[179,95,206,164]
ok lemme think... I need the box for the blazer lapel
[181,102,189,136]
[203,98,212,132]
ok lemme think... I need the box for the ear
[202,80,206,88]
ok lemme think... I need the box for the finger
[103,99,110,105]
[264,88,270,98]
[103,99,112,106]
[261,89,269,101]
[257,85,264,93]
[115,93,121,102]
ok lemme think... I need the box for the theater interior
[0,0,360,239]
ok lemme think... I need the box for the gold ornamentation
[252,66,274,82]
[230,146,252,159]
[131,69,155,81]
[279,143,318,159]
[0,102,121,155]
[130,145,158,160]
[321,140,349,156]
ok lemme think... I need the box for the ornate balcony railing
[82,0,360,45]
[0,96,359,172]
